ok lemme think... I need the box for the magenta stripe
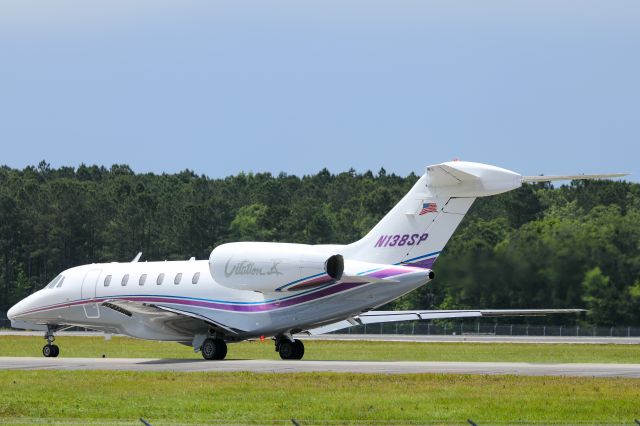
[299,275,334,286]
[16,281,367,316]
[367,267,414,279]
[15,264,430,317]
[404,257,437,269]
[130,281,364,312]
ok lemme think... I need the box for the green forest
[1,161,639,326]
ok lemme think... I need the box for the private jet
[7,161,625,360]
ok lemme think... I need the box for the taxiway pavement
[302,334,640,344]
[1,357,639,377]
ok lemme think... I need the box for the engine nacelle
[209,242,343,292]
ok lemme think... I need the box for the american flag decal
[419,202,438,215]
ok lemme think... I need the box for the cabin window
[104,275,112,287]
[157,273,165,285]
[139,274,147,286]
[46,275,62,289]
[121,274,129,286]
[56,277,65,288]
[192,272,200,284]
[174,273,182,285]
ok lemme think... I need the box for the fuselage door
[81,269,102,318]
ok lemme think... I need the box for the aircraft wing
[101,299,243,336]
[303,309,585,335]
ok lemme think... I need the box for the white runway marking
[2,357,640,377]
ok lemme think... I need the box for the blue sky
[1,1,638,180]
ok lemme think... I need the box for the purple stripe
[18,281,367,315]
[130,281,364,312]
[19,298,95,315]
[405,257,437,269]
[303,275,334,285]
[17,262,433,317]
[367,267,414,279]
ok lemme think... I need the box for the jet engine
[209,242,344,292]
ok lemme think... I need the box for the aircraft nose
[7,296,31,320]
[7,303,19,320]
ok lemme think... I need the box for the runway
[2,357,640,377]
[303,334,640,344]
[3,330,640,344]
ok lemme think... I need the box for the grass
[0,370,639,425]
[1,335,640,363]
[1,337,639,424]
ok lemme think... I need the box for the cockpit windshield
[45,275,62,289]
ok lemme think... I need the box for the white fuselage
[7,256,433,341]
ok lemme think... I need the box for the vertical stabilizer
[341,161,524,267]
[341,161,626,267]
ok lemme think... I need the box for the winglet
[131,252,142,263]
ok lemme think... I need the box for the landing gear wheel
[42,325,59,358]
[279,339,304,360]
[201,338,227,360]
[293,339,304,359]
[42,344,58,358]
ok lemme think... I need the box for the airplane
[7,161,626,360]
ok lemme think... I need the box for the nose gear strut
[43,325,60,358]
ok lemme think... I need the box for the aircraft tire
[215,339,227,360]
[42,344,53,358]
[51,344,60,357]
[279,339,304,360]
[279,340,295,360]
[201,338,227,361]
[293,339,304,360]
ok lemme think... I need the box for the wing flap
[101,299,242,335]
[152,304,240,335]
[304,309,585,335]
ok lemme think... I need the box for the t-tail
[342,161,627,268]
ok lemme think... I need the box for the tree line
[1,161,638,325]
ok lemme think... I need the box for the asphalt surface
[302,334,640,344]
[1,357,639,377]
[3,330,640,344]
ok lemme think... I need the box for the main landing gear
[43,326,60,358]
[276,336,304,360]
[201,337,227,360]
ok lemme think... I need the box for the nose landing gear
[43,326,60,358]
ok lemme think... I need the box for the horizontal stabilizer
[522,173,628,183]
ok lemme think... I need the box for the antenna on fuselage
[131,252,142,263]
